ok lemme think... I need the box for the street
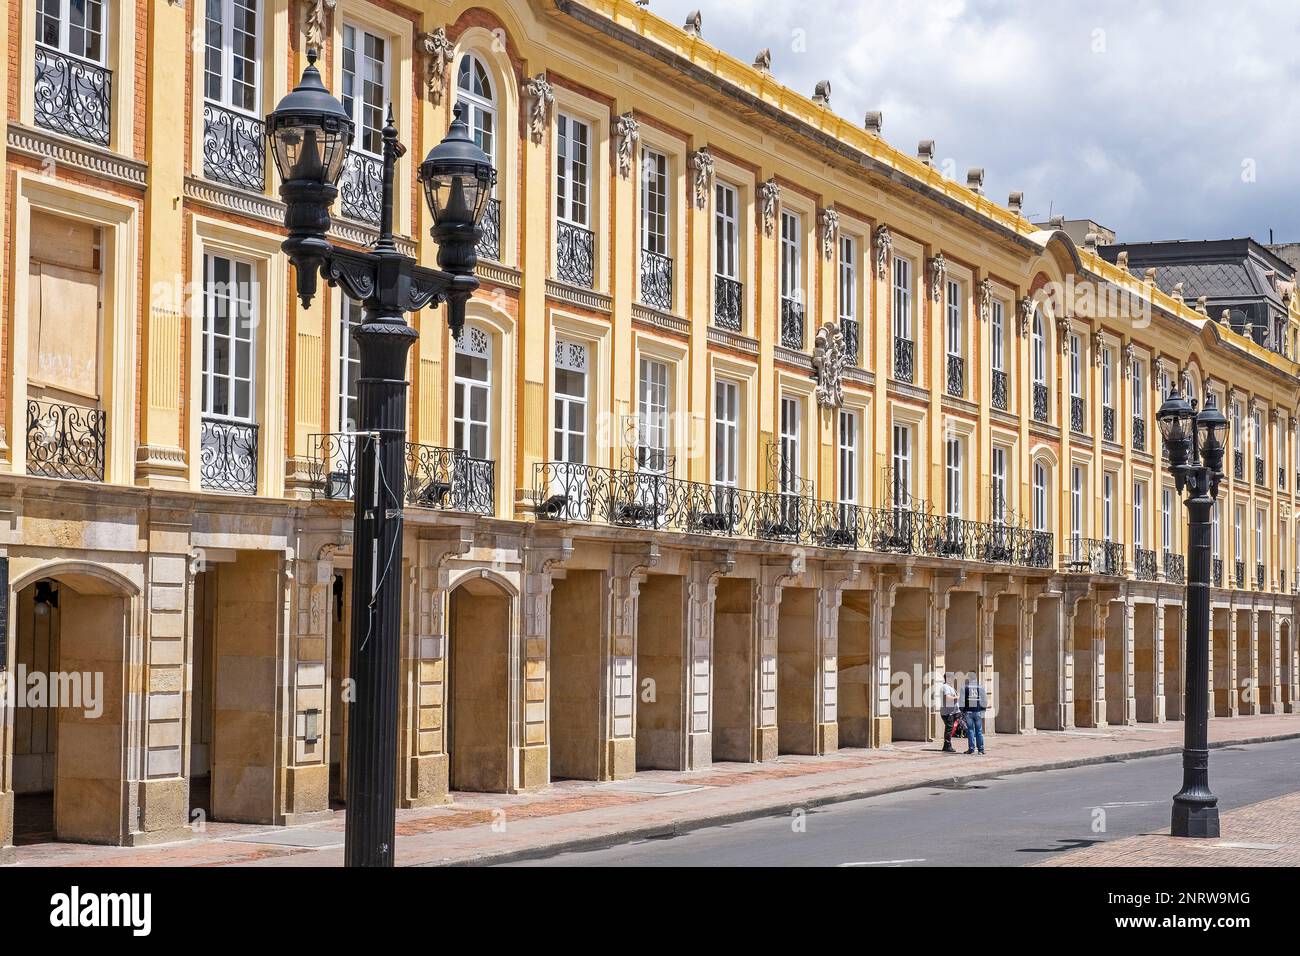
[502,738,1300,867]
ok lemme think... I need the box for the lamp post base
[1171,799,1220,839]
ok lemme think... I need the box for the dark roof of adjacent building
[1097,238,1293,313]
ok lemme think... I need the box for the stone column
[684,552,734,769]
[603,544,659,779]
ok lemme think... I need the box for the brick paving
[5,713,1297,867]
[1036,789,1300,867]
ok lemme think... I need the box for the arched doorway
[11,567,131,845]
[447,574,513,793]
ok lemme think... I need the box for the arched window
[456,54,496,169]
[1032,308,1046,385]
[1033,460,1048,532]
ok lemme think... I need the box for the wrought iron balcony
[1134,547,1158,581]
[1255,456,1265,487]
[991,369,1009,411]
[1032,382,1049,423]
[1256,563,1266,590]
[893,336,915,383]
[640,249,673,312]
[1234,559,1246,589]
[841,318,860,366]
[1132,415,1146,450]
[477,197,501,262]
[713,275,742,331]
[200,417,259,495]
[555,220,594,288]
[1070,395,1086,434]
[1163,550,1185,584]
[308,434,495,515]
[946,355,965,398]
[1064,537,1124,576]
[33,45,111,146]
[781,298,805,350]
[26,398,105,482]
[1102,405,1116,442]
[1233,452,1244,481]
[202,102,265,191]
[1212,557,1223,587]
[340,152,383,225]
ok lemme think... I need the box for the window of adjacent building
[1031,309,1046,385]
[991,301,1005,372]
[946,280,962,359]
[1103,472,1114,542]
[640,147,669,256]
[992,446,1007,524]
[946,438,962,519]
[201,252,256,421]
[342,23,390,156]
[780,396,802,493]
[839,235,857,324]
[1133,481,1145,549]
[1069,333,1082,398]
[780,210,801,306]
[893,257,912,341]
[839,410,858,506]
[1071,466,1083,548]
[555,113,590,228]
[205,0,260,113]
[714,379,738,488]
[37,0,106,63]
[553,337,588,464]
[337,295,362,432]
[637,357,670,474]
[1033,461,1048,532]
[454,326,491,461]
[714,181,739,281]
[892,423,911,507]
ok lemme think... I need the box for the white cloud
[646,0,1300,242]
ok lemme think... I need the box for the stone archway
[446,574,513,793]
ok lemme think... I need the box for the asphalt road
[502,738,1300,867]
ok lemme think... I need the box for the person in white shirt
[939,675,960,753]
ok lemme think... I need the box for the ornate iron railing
[309,435,494,516]
[1102,405,1116,442]
[532,462,1053,568]
[33,45,111,146]
[555,220,594,288]
[640,249,673,312]
[1135,547,1158,581]
[1234,559,1246,589]
[1163,551,1185,584]
[946,355,965,397]
[200,418,259,495]
[1255,456,1265,487]
[26,398,105,482]
[842,318,860,365]
[1063,537,1124,576]
[893,336,914,383]
[714,275,742,331]
[991,369,1008,410]
[1132,415,1146,450]
[1233,452,1244,481]
[1256,563,1266,591]
[1032,382,1049,423]
[780,298,805,350]
[477,197,501,261]
[1212,557,1223,587]
[202,102,265,191]
[340,152,383,225]
[1070,396,1086,434]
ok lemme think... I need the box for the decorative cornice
[758,178,780,236]
[819,208,839,261]
[546,279,612,313]
[419,28,455,105]
[774,345,814,373]
[135,444,189,480]
[706,326,760,356]
[874,224,892,280]
[688,146,714,209]
[8,123,147,188]
[631,303,690,338]
[477,261,523,289]
[522,73,555,144]
[615,112,639,178]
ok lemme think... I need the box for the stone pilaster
[814,562,866,754]
[1115,598,1137,726]
[869,571,909,747]
[604,544,659,779]
[1244,608,1261,715]
[1152,601,1168,723]
[520,535,573,787]
[756,553,805,760]
[683,551,734,769]
[1060,584,1089,731]
[281,554,336,823]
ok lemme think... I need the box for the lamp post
[1157,387,1229,838]
[266,51,495,867]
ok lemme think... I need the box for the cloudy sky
[650,0,1300,243]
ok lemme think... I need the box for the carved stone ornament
[1018,296,1034,337]
[1057,315,1072,354]
[758,178,780,237]
[689,147,714,209]
[874,224,892,280]
[812,322,847,409]
[304,0,336,50]
[419,28,455,105]
[978,277,992,322]
[1123,341,1137,378]
[1092,329,1105,367]
[819,208,839,261]
[615,112,640,179]
[522,73,554,144]
[928,253,946,301]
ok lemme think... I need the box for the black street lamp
[266,51,495,867]
[1157,387,1229,838]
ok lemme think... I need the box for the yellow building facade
[0,0,1297,856]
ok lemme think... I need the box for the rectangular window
[892,257,912,340]
[780,210,801,305]
[553,337,588,464]
[38,0,106,62]
[342,24,389,155]
[1256,509,1265,561]
[946,280,961,358]
[991,301,1004,371]
[555,113,591,227]
[1132,361,1144,416]
[714,379,738,488]
[714,182,739,280]
[205,0,260,113]
[839,236,857,323]
[1213,502,1220,558]
[780,396,801,494]
[1133,481,1145,549]
[1102,348,1113,407]
[991,447,1006,524]
[1071,467,1083,546]
[1162,487,1173,552]
[337,295,362,432]
[1233,401,1242,452]
[1033,462,1047,532]
[1103,473,1114,542]
[1069,334,1081,397]
[1234,505,1244,559]
[637,357,670,474]
[640,147,669,255]
[839,410,858,506]
[946,438,962,519]
[202,253,256,421]
[892,423,911,507]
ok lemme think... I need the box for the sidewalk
[1035,789,1300,867]
[8,714,1298,867]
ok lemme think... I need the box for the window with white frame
[38,0,107,62]
[555,113,590,228]
[991,301,1005,371]
[1033,461,1048,532]
[637,357,671,474]
[1101,348,1113,408]
[1103,472,1114,542]
[205,0,260,113]
[1133,481,1145,549]
[553,336,588,464]
[337,295,362,432]
[715,182,739,281]
[1234,505,1244,562]
[342,23,390,156]
[1071,466,1083,550]
[946,438,962,519]
[714,379,738,488]
[640,147,669,256]
[893,257,912,341]
[1069,334,1081,398]
[1252,407,1263,462]
[454,326,491,461]
[1256,509,1265,565]
[201,252,256,421]
[1132,359,1145,417]
[1032,310,1046,385]
[780,211,801,306]
[992,447,1007,524]
[839,236,857,326]
[1162,487,1173,553]
[946,280,962,359]
[780,396,801,494]
[1212,502,1221,559]
[839,410,858,506]
[1232,400,1242,454]
[892,423,911,508]
[456,54,496,170]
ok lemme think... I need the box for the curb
[423,730,1300,867]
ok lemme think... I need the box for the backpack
[953,713,967,738]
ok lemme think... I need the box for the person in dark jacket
[961,675,988,755]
